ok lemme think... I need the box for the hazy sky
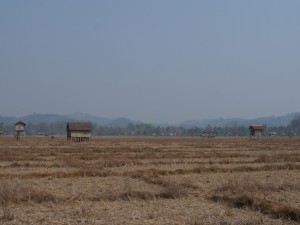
[1,1,300,123]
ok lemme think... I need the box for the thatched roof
[67,122,92,131]
[15,121,26,126]
[249,125,265,130]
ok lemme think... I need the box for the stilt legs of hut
[68,137,90,142]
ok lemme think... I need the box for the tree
[288,115,300,135]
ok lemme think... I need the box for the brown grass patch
[212,179,300,222]
[126,163,300,178]
[255,153,300,163]
[119,190,155,201]
[158,182,188,199]
[0,180,56,205]
[212,194,300,222]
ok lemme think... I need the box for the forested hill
[180,112,300,128]
[0,112,300,128]
[0,113,134,127]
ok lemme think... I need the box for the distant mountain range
[0,113,135,127]
[179,112,300,128]
[0,112,299,128]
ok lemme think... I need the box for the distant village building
[202,128,215,138]
[66,122,92,142]
[269,131,278,137]
[14,121,26,140]
[249,125,265,139]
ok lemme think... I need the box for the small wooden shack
[14,121,26,140]
[67,122,92,142]
[249,125,265,139]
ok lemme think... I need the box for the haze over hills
[180,112,300,128]
[1,112,300,128]
[0,113,136,127]
[66,113,112,125]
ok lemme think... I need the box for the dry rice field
[0,136,300,225]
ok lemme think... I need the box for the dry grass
[212,179,300,222]
[0,136,299,224]
[212,194,300,222]
[0,180,56,205]
[0,179,56,222]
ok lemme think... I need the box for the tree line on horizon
[1,115,300,137]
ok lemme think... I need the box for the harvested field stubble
[212,178,300,222]
[0,136,299,224]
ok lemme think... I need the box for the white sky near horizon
[0,0,300,123]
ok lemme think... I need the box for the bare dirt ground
[0,136,299,225]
